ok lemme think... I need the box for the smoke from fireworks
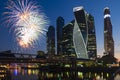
[4,0,48,49]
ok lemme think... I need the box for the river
[0,67,117,80]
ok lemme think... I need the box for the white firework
[4,0,48,49]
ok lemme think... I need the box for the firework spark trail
[4,0,48,50]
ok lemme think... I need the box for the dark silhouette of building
[87,14,97,59]
[56,16,64,55]
[104,7,114,56]
[0,50,15,58]
[73,6,89,59]
[36,51,46,59]
[62,6,97,59]
[98,55,117,66]
[62,20,75,56]
[46,26,55,55]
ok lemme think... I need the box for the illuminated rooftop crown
[73,6,84,12]
[104,7,111,18]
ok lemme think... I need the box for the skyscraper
[62,6,97,59]
[47,26,55,55]
[87,14,97,59]
[73,6,88,59]
[104,7,114,56]
[56,16,64,55]
[62,20,75,56]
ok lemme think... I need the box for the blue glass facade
[56,17,64,55]
[73,7,88,59]
[62,6,97,59]
[47,26,55,55]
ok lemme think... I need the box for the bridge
[0,57,46,63]
[14,53,37,58]
[0,56,94,64]
[0,50,94,63]
[0,50,37,58]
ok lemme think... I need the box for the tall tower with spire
[104,7,114,56]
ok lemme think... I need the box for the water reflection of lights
[22,69,25,75]
[0,74,5,77]
[28,69,32,75]
[32,70,39,75]
[0,70,6,73]
[107,73,109,78]
[46,73,53,78]
[95,73,97,76]
[96,75,100,80]
[1,66,116,80]
[0,64,9,68]
[27,69,39,75]
[114,74,120,80]
[0,67,8,80]
[14,69,18,76]
[89,72,91,78]
[66,72,69,77]
[0,74,6,80]
[78,72,83,79]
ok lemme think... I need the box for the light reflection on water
[7,68,114,80]
[2,66,120,80]
[10,68,39,80]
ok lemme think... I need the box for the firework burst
[4,0,48,50]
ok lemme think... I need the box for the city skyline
[0,0,120,60]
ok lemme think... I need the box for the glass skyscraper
[62,6,97,59]
[47,26,55,55]
[87,14,97,59]
[56,16,64,55]
[104,7,114,56]
[73,6,88,59]
[62,20,75,56]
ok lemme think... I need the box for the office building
[56,16,65,55]
[104,7,114,56]
[62,6,97,59]
[62,20,75,56]
[87,14,97,59]
[47,26,55,55]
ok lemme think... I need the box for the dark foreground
[0,66,120,80]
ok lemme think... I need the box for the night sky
[0,0,120,59]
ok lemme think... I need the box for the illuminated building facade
[73,6,88,59]
[47,26,55,55]
[62,6,97,59]
[62,20,75,56]
[104,7,114,56]
[87,14,97,59]
[56,16,64,55]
